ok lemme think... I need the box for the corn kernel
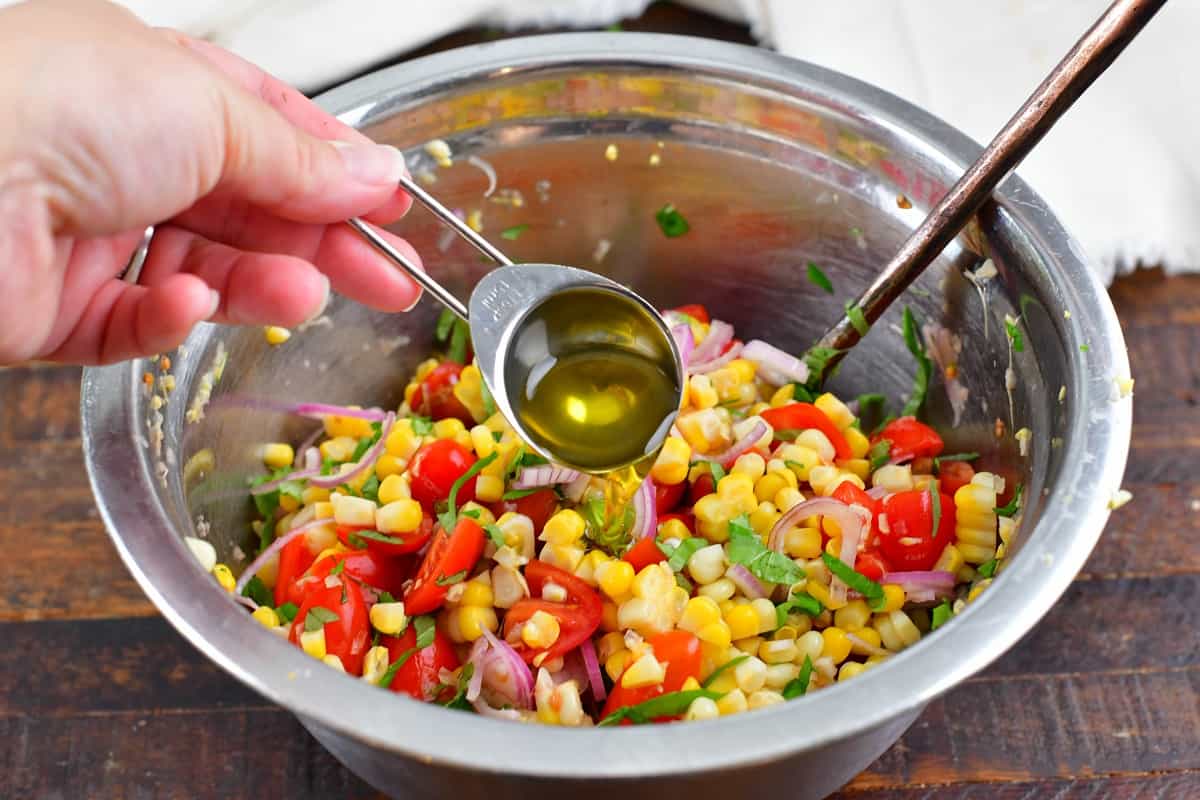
[848,626,883,656]
[880,584,906,613]
[843,425,870,458]
[654,519,688,544]
[601,601,620,633]
[322,654,345,672]
[542,509,586,545]
[795,429,835,463]
[300,628,327,660]
[540,543,585,573]
[621,653,667,688]
[874,610,921,651]
[679,596,722,632]
[693,495,735,542]
[212,564,235,592]
[764,662,801,690]
[677,408,731,453]
[814,393,855,429]
[323,411,374,439]
[300,486,331,505]
[252,606,280,629]
[385,422,421,460]
[716,688,749,716]
[808,464,840,496]
[872,464,914,493]
[685,696,720,721]
[595,559,635,600]
[459,578,494,608]
[313,501,334,520]
[821,627,853,664]
[795,630,825,663]
[261,443,294,469]
[332,494,377,527]
[732,452,766,480]
[605,649,632,682]
[749,502,781,536]
[774,487,806,513]
[695,621,732,648]
[369,601,409,635]
[375,498,423,535]
[361,646,390,683]
[521,610,561,649]
[697,576,736,601]
[839,458,871,481]
[747,689,785,710]
[838,662,867,681]
[733,656,767,693]
[469,425,496,459]
[724,604,760,640]
[456,605,499,642]
[650,436,692,485]
[467,474,501,504]
[782,526,823,559]
[264,325,291,345]
[319,436,357,462]
[749,598,777,634]
[754,471,788,503]
[934,543,966,574]
[835,600,872,632]
[759,639,799,664]
[804,580,846,611]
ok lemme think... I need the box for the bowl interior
[83,34,1129,781]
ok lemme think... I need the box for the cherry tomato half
[938,460,976,495]
[382,625,461,701]
[874,417,944,463]
[308,549,413,600]
[654,480,686,514]
[878,489,956,571]
[403,517,486,615]
[274,534,318,607]
[761,403,852,461]
[336,517,433,558]
[288,578,370,674]
[623,536,667,573]
[413,361,476,426]
[408,440,477,509]
[601,630,702,723]
[688,473,715,506]
[854,550,890,581]
[504,561,603,664]
[490,488,559,532]
[668,304,710,324]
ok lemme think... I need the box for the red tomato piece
[408,440,477,509]
[873,417,944,463]
[413,361,476,425]
[309,549,413,600]
[831,482,879,514]
[760,403,852,460]
[336,516,433,557]
[274,534,318,607]
[687,473,715,506]
[490,488,559,532]
[668,304,710,324]
[854,550,890,581]
[938,461,976,495]
[623,536,667,573]
[654,480,686,514]
[601,630,703,723]
[658,511,695,534]
[403,517,486,615]
[288,578,370,674]
[503,561,603,664]
[719,338,742,356]
[382,626,461,701]
[878,489,956,571]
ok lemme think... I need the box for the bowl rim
[82,32,1131,779]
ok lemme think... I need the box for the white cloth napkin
[11,0,1196,282]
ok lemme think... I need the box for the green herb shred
[597,689,723,726]
[775,593,823,627]
[930,601,953,630]
[929,485,942,538]
[241,575,273,607]
[484,523,507,549]
[1005,317,1025,353]
[807,262,834,294]
[655,204,690,238]
[701,655,749,689]
[657,537,706,573]
[435,569,468,587]
[303,606,339,632]
[995,482,1024,518]
[438,452,498,531]
[845,302,869,336]
[820,552,885,609]
[901,307,933,417]
[782,655,814,699]
[500,224,530,241]
[977,558,998,578]
[727,515,804,586]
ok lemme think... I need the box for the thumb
[202,75,408,225]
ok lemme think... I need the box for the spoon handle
[810,0,1167,381]
[346,217,470,320]
[397,174,515,267]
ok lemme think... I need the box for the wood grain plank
[1080,482,1200,578]
[833,771,1200,799]
[0,364,82,445]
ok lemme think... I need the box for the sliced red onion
[470,699,528,721]
[689,342,744,374]
[670,324,695,370]
[726,564,768,599]
[466,155,497,197]
[881,570,957,592]
[866,486,889,500]
[694,419,768,467]
[906,588,938,604]
[768,497,872,605]
[741,340,810,386]
[689,319,733,365]
[250,467,320,496]
[466,641,487,700]
[293,427,323,467]
[470,628,534,709]
[309,411,395,489]
[563,473,591,504]
[579,637,606,703]
[834,504,868,606]
[233,594,259,610]
[304,447,320,472]
[289,403,388,421]
[846,632,889,658]
[511,464,582,490]
[631,476,656,540]
[234,517,331,595]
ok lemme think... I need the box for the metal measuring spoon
[346,175,685,473]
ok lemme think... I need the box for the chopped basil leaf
[784,460,806,471]
[484,523,507,549]
[675,572,694,593]
[438,452,498,531]
[377,591,396,604]
[414,615,437,649]
[321,455,337,476]
[709,462,727,483]
[929,485,942,539]
[346,532,366,550]
[359,473,380,503]
[500,224,529,241]
[1080,344,1090,353]
[303,605,339,632]
[461,508,481,519]
[806,262,834,294]
[276,602,299,624]
[447,318,470,364]
[435,569,468,586]
[868,440,892,471]
[434,308,456,343]
[597,689,723,726]
[657,536,706,573]
[802,346,842,391]
[701,655,749,688]
[480,379,496,417]
[351,529,405,545]
[791,383,815,403]
[241,575,272,607]
[727,514,804,586]
[901,307,933,417]
[581,495,607,533]
[773,428,803,443]
[655,203,690,238]
[845,302,869,336]
[775,593,822,627]
[930,601,953,630]
[501,487,543,501]
[410,415,434,436]
[492,431,503,442]
[995,483,1024,518]
[329,561,345,577]
[350,435,375,463]
[856,393,888,433]
[783,655,814,699]
[977,558,998,578]
[1005,318,1025,353]
[821,552,885,610]
[441,663,476,710]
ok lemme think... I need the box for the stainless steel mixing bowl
[81,33,1131,799]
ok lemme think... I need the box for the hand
[0,0,423,366]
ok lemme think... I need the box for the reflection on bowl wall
[82,33,1130,800]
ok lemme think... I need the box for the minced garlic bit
[1108,489,1133,510]
[466,209,484,233]
[1114,376,1135,398]
[1058,385,1067,403]
[604,143,619,162]
[424,139,453,168]
[1063,309,1072,319]
[1015,427,1032,457]
[592,238,612,264]
[490,188,525,208]
[648,153,661,167]
[265,326,291,346]
[535,179,551,203]
[186,341,227,424]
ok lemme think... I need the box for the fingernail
[400,287,424,313]
[304,274,331,323]
[205,290,220,320]
[332,141,407,185]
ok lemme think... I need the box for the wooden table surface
[3,6,1197,799]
